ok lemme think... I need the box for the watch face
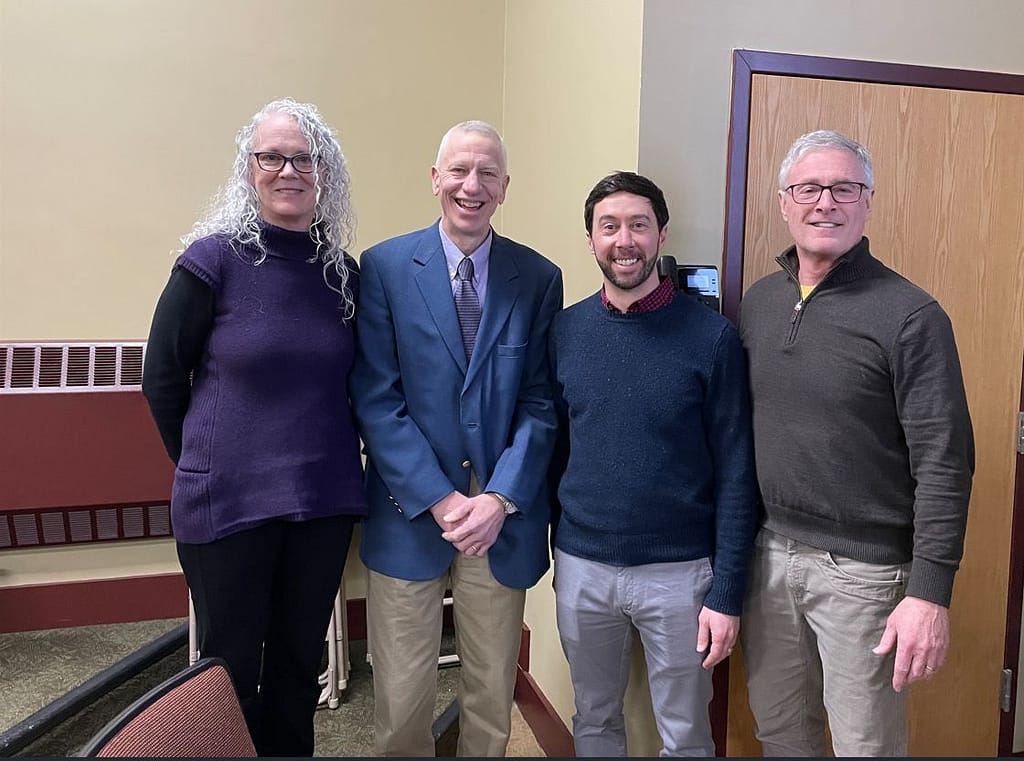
[491,493,515,514]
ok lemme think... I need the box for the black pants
[177,515,355,757]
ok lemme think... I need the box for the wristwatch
[488,492,519,515]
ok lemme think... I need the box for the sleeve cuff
[905,556,956,607]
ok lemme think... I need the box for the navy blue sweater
[549,291,758,614]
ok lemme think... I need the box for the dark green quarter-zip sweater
[738,237,974,606]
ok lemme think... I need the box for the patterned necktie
[454,256,481,360]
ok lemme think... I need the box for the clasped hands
[429,490,506,557]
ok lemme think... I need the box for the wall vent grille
[0,342,146,393]
[0,503,172,550]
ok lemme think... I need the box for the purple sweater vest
[171,225,367,544]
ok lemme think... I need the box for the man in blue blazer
[350,120,563,757]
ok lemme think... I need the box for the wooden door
[725,72,1024,756]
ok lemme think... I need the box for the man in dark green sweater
[738,130,975,757]
[549,172,758,756]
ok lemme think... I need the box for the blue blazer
[351,223,563,589]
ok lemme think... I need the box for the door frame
[720,48,1024,757]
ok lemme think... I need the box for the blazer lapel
[413,232,468,374]
[466,236,519,386]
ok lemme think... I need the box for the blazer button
[462,460,472,469]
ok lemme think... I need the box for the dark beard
[597,251,659,291]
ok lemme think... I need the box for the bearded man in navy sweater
[548,171,758,757]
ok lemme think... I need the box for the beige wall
[0,0,504,340]
[501,0,644,308]
[2,530,371,604]
[2,540,180,586]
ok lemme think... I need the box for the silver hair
[778,129,875,191]
[435,120,508,174]
[182,98,357,319]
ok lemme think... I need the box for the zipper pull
[790,300,803,324]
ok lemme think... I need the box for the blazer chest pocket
[496,341,527,358]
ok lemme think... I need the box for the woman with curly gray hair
[142,98,367,756]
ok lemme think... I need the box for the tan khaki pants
[367,554,526,757]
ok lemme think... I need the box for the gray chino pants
[741,528,909,757]
[554,549,715,757]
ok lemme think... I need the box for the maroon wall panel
[0,574,189,632]
[0,392,173,511]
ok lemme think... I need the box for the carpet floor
[0,618,544,757]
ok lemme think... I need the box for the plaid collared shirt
[601,275,676,314]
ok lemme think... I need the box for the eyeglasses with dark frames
[251,152,315,174]
[784,182,870,204]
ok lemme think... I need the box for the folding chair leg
[188,591,200,665]
[318,581,348,709]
